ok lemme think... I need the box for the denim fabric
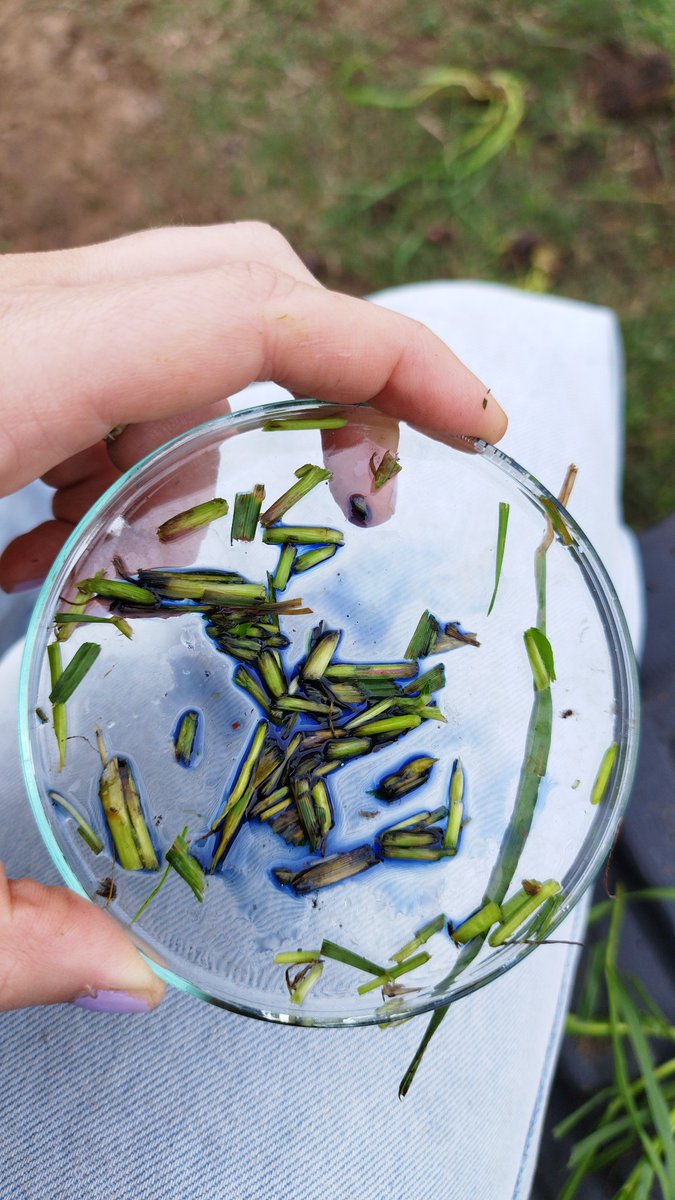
[0,283,643,1199]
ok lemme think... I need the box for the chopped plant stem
[444,758,465,853]
[231,485,265,542]
[290,960,324,1004]
[263,417,348,431]
[211,721,268,831]
[211,789,251,871]
[157,498,229,542]
[387,806,447,831]
[540,497,574,546]
[591,742,619,805]
[77,577,157,606]
[258,650,286,698]
[174,710,200,767]
[524,627,556,690]
[257,796,292,822]
[489,880,561,945]
[118,759,159,870]
[405,610,439,659]
[260,464,332,526]
[381,846,446,861]
[487,501,510,614]
[275,696,334,716]
[326,662,417,680]
[325,737,372,760]
[292,544,339,573]
[379,829,442,847]
[372,755,437,801]
[370,449,402,489]
[201,582,268,604]
[391,914,446,963]
[303,630,341,680]
[541,465,578,554]
[165,828,206,901]
[233,665,272,714]
[293,777,321,850]
[55,612,133,639]
[451,901,502,944]
[499,884,538,925]
[98,758,142,870]
[263,525,344,546]
[406,611,479,658]
[356,714,421,736]
[320,939,384,975]
[403,664,445,695]
[274,949,322,965]
[272,543,296,590]
[273,844,380,893]
[311,780,333,837]
[48,641,101,706]
[49,791,103,854]
[345,697,396,730]
[47,642,67,771]
[358,951,431,995]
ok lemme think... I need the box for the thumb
[0,863,165,1012]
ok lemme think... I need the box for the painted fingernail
[72,988,153,1014]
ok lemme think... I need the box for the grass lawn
[4,0,674,525]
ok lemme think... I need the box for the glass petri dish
[19,400,640,1026]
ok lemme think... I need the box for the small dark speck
[359,809,379,819]
[561,709,575,719]
[154,815,163,827]
[205,670,211,678]
[311,897,319,909]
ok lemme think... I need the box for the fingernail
[72,987,153,1014]
[481,391,508,440]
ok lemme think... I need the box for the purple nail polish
[72,988,152,1014]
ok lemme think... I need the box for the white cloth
[0,282,644,1200]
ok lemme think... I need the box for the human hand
[0,221,506,591]
[0,222,507,1012]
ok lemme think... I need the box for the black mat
[533,513,675,1199]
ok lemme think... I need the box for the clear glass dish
[19,400,640,1026]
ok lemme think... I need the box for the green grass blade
[319,939,384,976]
[49,641,101,705]
[606,891,671,1195]
[615,976,675,1186]
[487,501,510,614]
[399,1004,449,1098]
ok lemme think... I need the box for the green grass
[37,0,675,524]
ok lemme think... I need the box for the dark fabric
[534,514,675,1199]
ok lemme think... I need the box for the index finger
[0,261,507,495]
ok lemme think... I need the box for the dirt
[0,4,165,250]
